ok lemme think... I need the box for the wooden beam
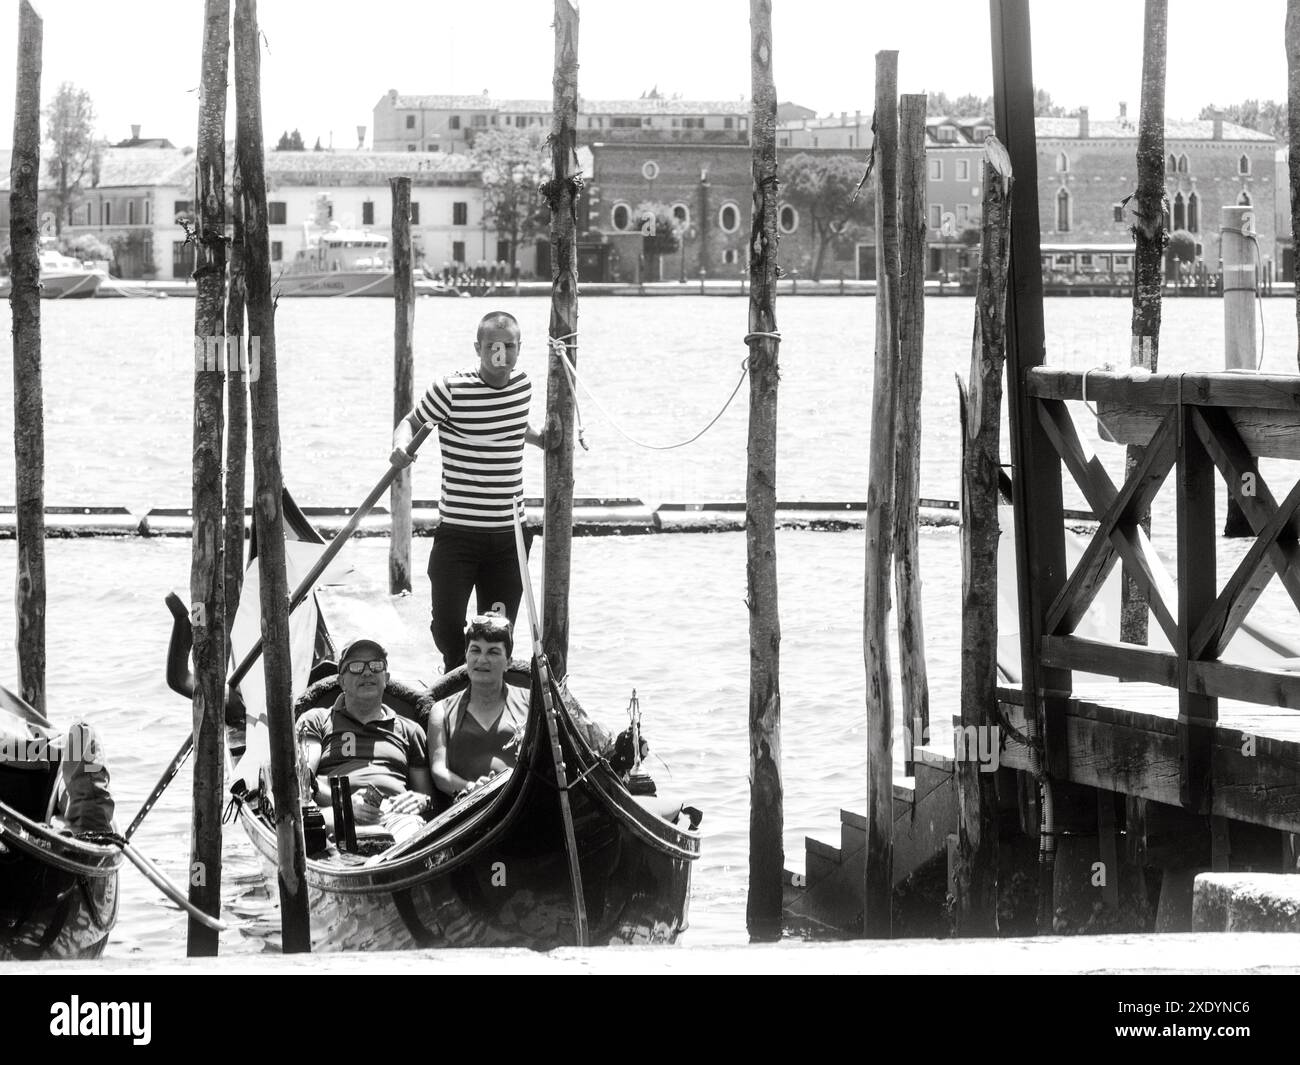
[11,0,45,717]
[990,0,1069,787]
[1040,635,1177,686]
[541,0,580,678]
[1027,367,1300,411]
[745,0,784,935]
[223,153,248,640]
[188,0,230,958]
[1176,402,1217,813]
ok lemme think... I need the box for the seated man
[297,638,435,834]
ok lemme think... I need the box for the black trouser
[428,524,531,674]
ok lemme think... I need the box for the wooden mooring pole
[10,1,44,716]
[955,136,1014,937]
[745,0,783,935]
[1121,0,1166,638]
[1289,1,1300,369]
[187,0,230,957]
[389,176,414,593]
[234,0,311,952]
[894,94,928,776]
[224,160,248,635]
[542,0,580,678]
[863,49,900,939]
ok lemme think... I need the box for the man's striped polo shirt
[416,367,531,531]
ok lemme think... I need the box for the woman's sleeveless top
[445,686,527,781]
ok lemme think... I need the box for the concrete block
[1193,874,1300,933]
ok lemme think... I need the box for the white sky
[0,0,1292,150]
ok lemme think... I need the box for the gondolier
[391,311,545,675]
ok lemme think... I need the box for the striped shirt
[416,367,531,530]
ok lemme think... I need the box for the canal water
[1,294,1296,954]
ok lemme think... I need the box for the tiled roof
[264,150,480,185]
[1035,117,1274,141]
[95,147,194,187]
[383,93,751,116]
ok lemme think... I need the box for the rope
[549,334,754,451]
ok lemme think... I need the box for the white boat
[0,249,106,299]
[273,224,441,298]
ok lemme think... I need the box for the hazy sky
[0,0,1293,150]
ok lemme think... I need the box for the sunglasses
[341,659,386,675]
[470,614,511,630]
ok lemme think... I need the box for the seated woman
[428,614,528,801]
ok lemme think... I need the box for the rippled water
[2,294,1296,956]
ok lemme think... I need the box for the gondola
[0,691,120,960]
[164,493,701,950]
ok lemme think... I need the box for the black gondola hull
[237,673,699,951]
[0,802,121,960]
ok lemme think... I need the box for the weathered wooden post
[863,50,900,939]
[1288,1,1300,369]
[225,163,248,635]
[10,1,44,717]
[541,0,580,678]
[955,137,1014,937]
[1222,201,1258,538]
[234,0,311,952]
[1121,0,1167,641]
[389,176,414,593]
[745,0,783,935]
[991,0,1065,935]
[894,94,928,776]
[188,0,230,957]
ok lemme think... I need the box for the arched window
[611,203,631,230]
[723,248,738,265]
[1238,189,1252,206]
[1173,192,1185,231]
[1187,192,1199,233]
[671,203,690,226]
[1167,153,1177,174]
[127,201,135,225]
[1238,154,1251,176]
[719,202,740,233]
[1163,203,1171,231]
[1177,153,1189,174]
[778,205,798,233]
[1056,151,1069,173]
[1055,187,1070,232]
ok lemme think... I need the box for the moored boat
[164,497,701,950]
[0,249,106,299]
[0,690,120,960]
[273,224,442,298]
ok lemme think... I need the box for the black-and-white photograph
[1,0,1297,1035]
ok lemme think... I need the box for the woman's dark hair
[464,614,513,657]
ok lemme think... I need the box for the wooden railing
[1021,367,1300,808]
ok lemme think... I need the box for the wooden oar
[510,497,589,947]
[126,425,435,840]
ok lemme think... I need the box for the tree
[1199,99,1287,141]
[58,233,113,262]
[778,153,874,280]
[470,127,552,268]
[44,83,102,236]
[1033,88,1070,117]
[1167,228,1196,265]
[275,128,306,151]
